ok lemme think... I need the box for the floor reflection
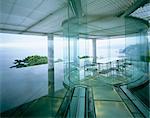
[1,61,147,117]
[0,64,48,113]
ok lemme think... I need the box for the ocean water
[0,47,48,113]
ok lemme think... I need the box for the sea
[0,46,48,113]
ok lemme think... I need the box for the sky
[0,33,149,53]
[0,33,47,49]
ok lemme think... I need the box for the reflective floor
[0,74,130,117]
[0,64,48,113]
[1,77,134,118]
[81,79,133,118]
[1,62,148,118]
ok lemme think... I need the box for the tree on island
[10,55,48,68]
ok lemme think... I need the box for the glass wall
[125,17,149,109]
[125,18,149,82]
[96,37,125,59]
[61,0,149,115]
[110,38,125,58]
[54,36,64,91]
[62,0,88,86]
[96,39,109,59]
[79,38,93,57]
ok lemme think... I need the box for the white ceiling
[0,0,149,36]
[131,3,150,23]
[0,0,68,35]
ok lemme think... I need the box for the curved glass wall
[62,0,149,117]
[63,0,88,87]
[62,1,149,88]
[125,17,149,108]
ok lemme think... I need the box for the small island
[10,55,48,68]
[78,56,91,59]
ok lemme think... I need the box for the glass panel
[96,39,109,59]
[63,0,88,86]
[125,17,149,108]
[110,37,125,58]
[54,36,64,91]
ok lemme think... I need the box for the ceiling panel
[0,0,67,34]
[1,0,17,24]
[15,0,43,10]
[36,0,66,14]
[1,23,26,31]
[83,0,137,16]
[29,7,68,33]
[0,0,148,36]
[131,3,150,23]
[0,13,9,24]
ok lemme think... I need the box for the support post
[92,39,97,63]
[48,34,54,94]
[48,34,55,116]
[48,34,54,70]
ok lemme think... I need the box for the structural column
[48,34,54,70]
[92,39,97,63]
[48,33,54,94]
[48,34,55,116]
